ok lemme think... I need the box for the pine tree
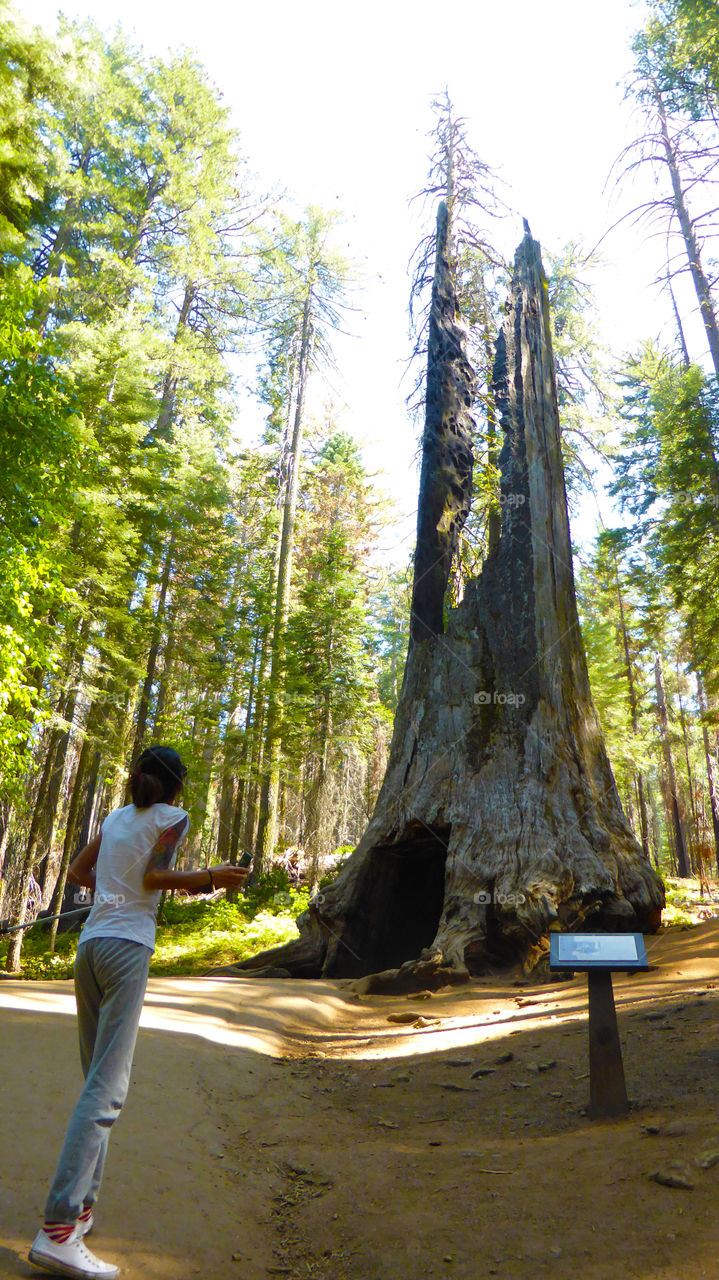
[253,208,353,870]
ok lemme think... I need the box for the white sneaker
[78,1211,94,1238]
[29,1227,118,1278]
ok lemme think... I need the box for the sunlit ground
[2,920,718,1280]
[1,919,717,1063]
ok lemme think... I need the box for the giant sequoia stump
[230,213,664,987]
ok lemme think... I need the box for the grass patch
[150,895,305,977]
[661,875,719,929]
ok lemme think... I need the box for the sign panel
[549,932,648,972]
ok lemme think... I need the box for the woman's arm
[143,864,250,894]
[68,831,102,889]
[142,816,249,894]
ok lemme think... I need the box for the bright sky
[18,0,702,560]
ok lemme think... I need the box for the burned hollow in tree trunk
[222,214,664,988]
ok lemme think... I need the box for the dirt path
[1,920,719,1280]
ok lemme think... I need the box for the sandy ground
[1,920,719,1280]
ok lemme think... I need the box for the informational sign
[548,932,649,1119]
[549,932,648,972]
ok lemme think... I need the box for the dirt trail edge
[1,920,719,1280]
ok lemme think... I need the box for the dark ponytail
[130,745,187,809]
[130,769,165,808]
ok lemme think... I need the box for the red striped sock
[43,1222,76,1244]
[79,1206,93,1223]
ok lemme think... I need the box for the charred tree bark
[410,201,475,641]
[222,221,664,986]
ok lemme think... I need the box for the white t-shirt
[79,803,190,952]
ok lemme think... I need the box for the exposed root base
[349,957,471,996]
[210,891,663,988]
[206,963,293,979]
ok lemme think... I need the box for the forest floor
[1,901,719,1280]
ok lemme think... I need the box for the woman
[29,745,249,1280]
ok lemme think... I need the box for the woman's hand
[209,864,250,891]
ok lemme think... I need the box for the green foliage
[319,851,351,887]
[0,268,86,790]
[0,878,311,980]
[150,911,298,977]
[636,0,719,119]
[576,537,657,814]
[150,877,310,975]
[662,876,719,927]
[611,346,719,690]
[256,205,353,390]
[544,244,618,504]
[369,566,411,714]
[284,432,380,760]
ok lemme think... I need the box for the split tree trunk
[225,217,664,986]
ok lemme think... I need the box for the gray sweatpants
[44,937,151,1223]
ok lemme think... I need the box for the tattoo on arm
[146,817,190,874]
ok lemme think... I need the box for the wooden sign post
[549,933,648,1120]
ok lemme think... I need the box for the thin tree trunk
[610,548,651,859]
[152,606,177,737]
[3,657,87,970]
[697,672,719,875]
[305,610,335,888]
[0,810,12,915]
[47,733,99,953]
[154,284,195,440]
[658,776,678,874]
[667,269,692,368]
[654,653,690,877]
[306,698,333,892]
[645,779,662,871]
[130,536,174,763]
[255,285,314,871]
[37,622,92,899]
[229,627,261,866]
[655,85,719,384]
[675,663,698,871]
